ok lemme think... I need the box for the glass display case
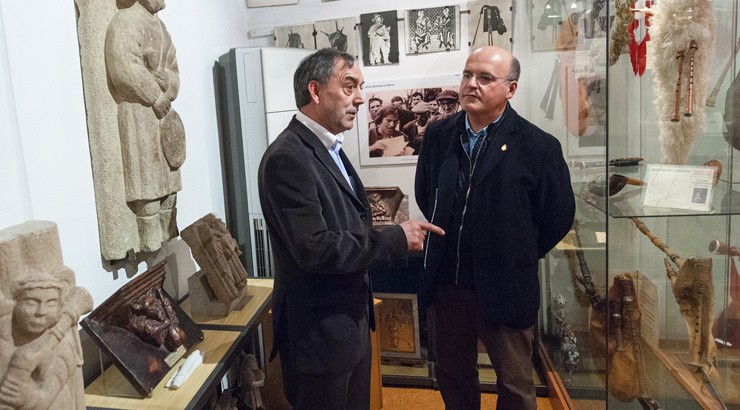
[537,0,740,407]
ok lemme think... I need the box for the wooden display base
[648,342,728,410]
[85,329,239,409]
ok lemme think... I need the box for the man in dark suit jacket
[258,48,443,410]
[415,46,575,409]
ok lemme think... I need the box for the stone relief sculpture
[181,214,249,317]
[105,0,185,252]
[0,221,93,410]
[76,0,185,260]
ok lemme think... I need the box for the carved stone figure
[76,0,186,260]
[551,293,567,337]
[181,214,248,306]
[240,354,265,410]
[105,0,185,252]
[0,221,93,410]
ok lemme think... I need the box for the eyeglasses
[458,72,515,87]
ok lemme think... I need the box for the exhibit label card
[642,164,716,212]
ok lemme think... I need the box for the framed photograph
[358,74,459,166]
[247,0,297,7]
[360,10,400,66]
[275,23,316,49]
[405,5,460,54]
[530,0,567,51]
[315,17,359,57]
[375,293,422,362]
[468,0,513,51]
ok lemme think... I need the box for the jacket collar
[455,103,519,188]
[289,117,368,210]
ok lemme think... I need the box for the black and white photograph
[468,0,513,51]
[315,17,358,57]
[531,0,568,51]
[274,23,316,49]
[405,6,460,55]
[360,10,400,66]
[358,75,458,166]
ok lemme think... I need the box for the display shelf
[179,278,273,330]
[572,179,740,219]
[541,7,740,401]
[85,279,275,409]
[85,329,240,410]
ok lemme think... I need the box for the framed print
[375,293,422,362]
[405,6,461,54]
[315,17,359,57]
[530,0,567,51]
[247,0,297,7]
[358,75,459,166]
[360,10,400,66]
[468,0,513,51]
[275,23,317,49]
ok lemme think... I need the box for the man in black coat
[415,46,575,409]
[258,48,443,410]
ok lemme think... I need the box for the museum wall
[0,0,251,305]
[0,0,564,312]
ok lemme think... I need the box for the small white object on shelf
[165,350,204,389]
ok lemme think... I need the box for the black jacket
[415,105,575,328]
[259,117,408,374]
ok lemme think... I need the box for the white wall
[0,0,562,308]
[0,0,251,304]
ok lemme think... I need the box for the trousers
[432,285,537,410]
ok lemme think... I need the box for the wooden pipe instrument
[685,40,698,117]
[672,50,685,122]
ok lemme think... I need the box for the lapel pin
[501,144,507,151]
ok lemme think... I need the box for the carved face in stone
[13,286,63,338]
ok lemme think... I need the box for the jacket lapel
[471,107,518,188]
[291,118,366,210]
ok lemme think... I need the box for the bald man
[415,46,575,409]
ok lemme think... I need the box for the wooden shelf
[85,329,240,409]
[86,279,275,409]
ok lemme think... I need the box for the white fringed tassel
[650,0,716,164]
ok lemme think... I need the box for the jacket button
[360,213,367,220]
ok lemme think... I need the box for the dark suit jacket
[415,105,575,329]
[258,117,408,375]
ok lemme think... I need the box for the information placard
[642,164,717,211]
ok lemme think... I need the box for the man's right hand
[399,221,444,252]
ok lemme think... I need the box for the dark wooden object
[81,261,203,397]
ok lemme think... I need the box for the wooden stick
[630,217,685,267]
[706,36,740,107]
